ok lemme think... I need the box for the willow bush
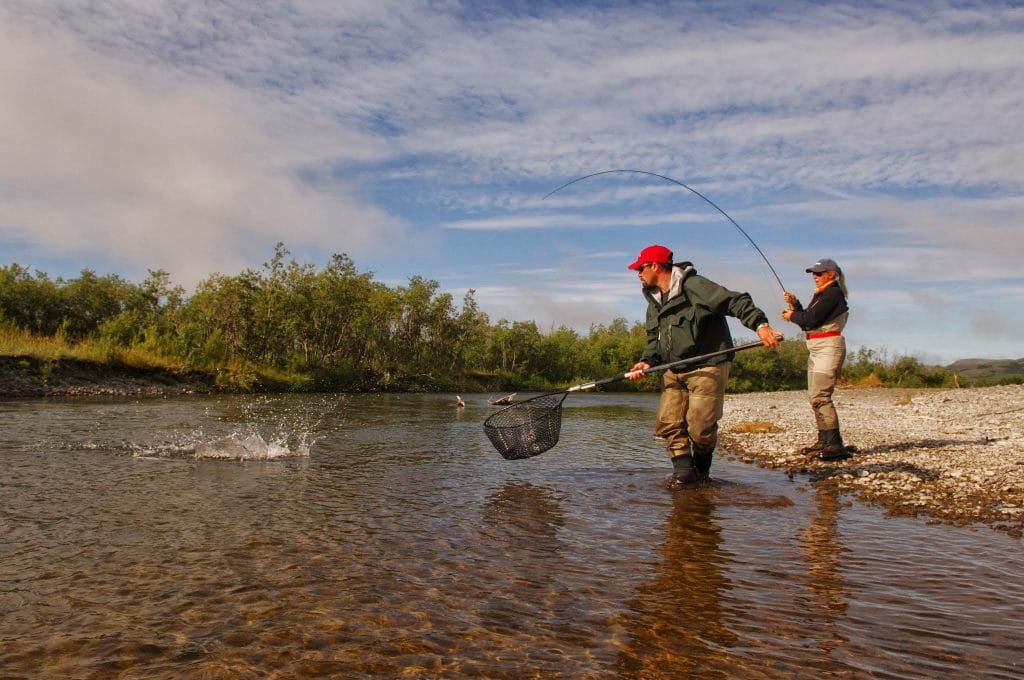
[0,245,1005,392]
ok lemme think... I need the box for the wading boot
[819,429,851,461]
[800,430,827,455]
[670,453,699,485]
[691,444,714,482]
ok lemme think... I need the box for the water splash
[193,431,307,460]
[126,395,331,460]
[127,427,315,460]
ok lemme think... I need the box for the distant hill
[945,358,1024,380]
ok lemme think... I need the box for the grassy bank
[5,323,1021,399]
[0,326,513,397]
[0,326,308,396]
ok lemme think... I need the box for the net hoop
[483,392,567,460]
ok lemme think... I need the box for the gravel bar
[718,384,1024,538]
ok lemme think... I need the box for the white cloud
[0,1,1022,362]
[0,9,403,285]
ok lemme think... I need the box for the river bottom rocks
[718,385,1024,538]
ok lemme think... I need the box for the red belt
[806,331,841,340]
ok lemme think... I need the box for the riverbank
[719,384,1024,538]
[0,355,221,398]
[0,354,507,397]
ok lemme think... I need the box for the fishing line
[542,168,787,292]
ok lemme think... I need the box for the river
[1,393,1022,678]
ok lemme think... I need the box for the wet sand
[719,385,1024,538]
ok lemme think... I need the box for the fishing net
[481,341,769,461]
[483,392,568,460]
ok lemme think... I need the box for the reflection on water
[1,393,1022,678]
[615,487,733,678]
[801,485,848,654]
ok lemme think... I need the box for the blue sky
[2,1,1022,364]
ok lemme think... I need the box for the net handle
[483,339,776,459]
[485,338,772,423]
[565,339,771,393]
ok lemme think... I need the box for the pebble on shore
[718,384,1024,539]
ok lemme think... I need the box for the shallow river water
[1,393,1022,678]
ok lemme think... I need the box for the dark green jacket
[640,263,769,369]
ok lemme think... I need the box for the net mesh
[483,392,567,459]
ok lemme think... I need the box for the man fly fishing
[627,244,782,485]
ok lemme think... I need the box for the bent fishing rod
[543,168,787,292]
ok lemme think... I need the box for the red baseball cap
[627,244,673,270]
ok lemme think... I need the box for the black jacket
[788,283,848,331]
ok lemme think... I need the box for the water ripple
[1,393,1022,677]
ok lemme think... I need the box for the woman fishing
[781,258,851,461]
